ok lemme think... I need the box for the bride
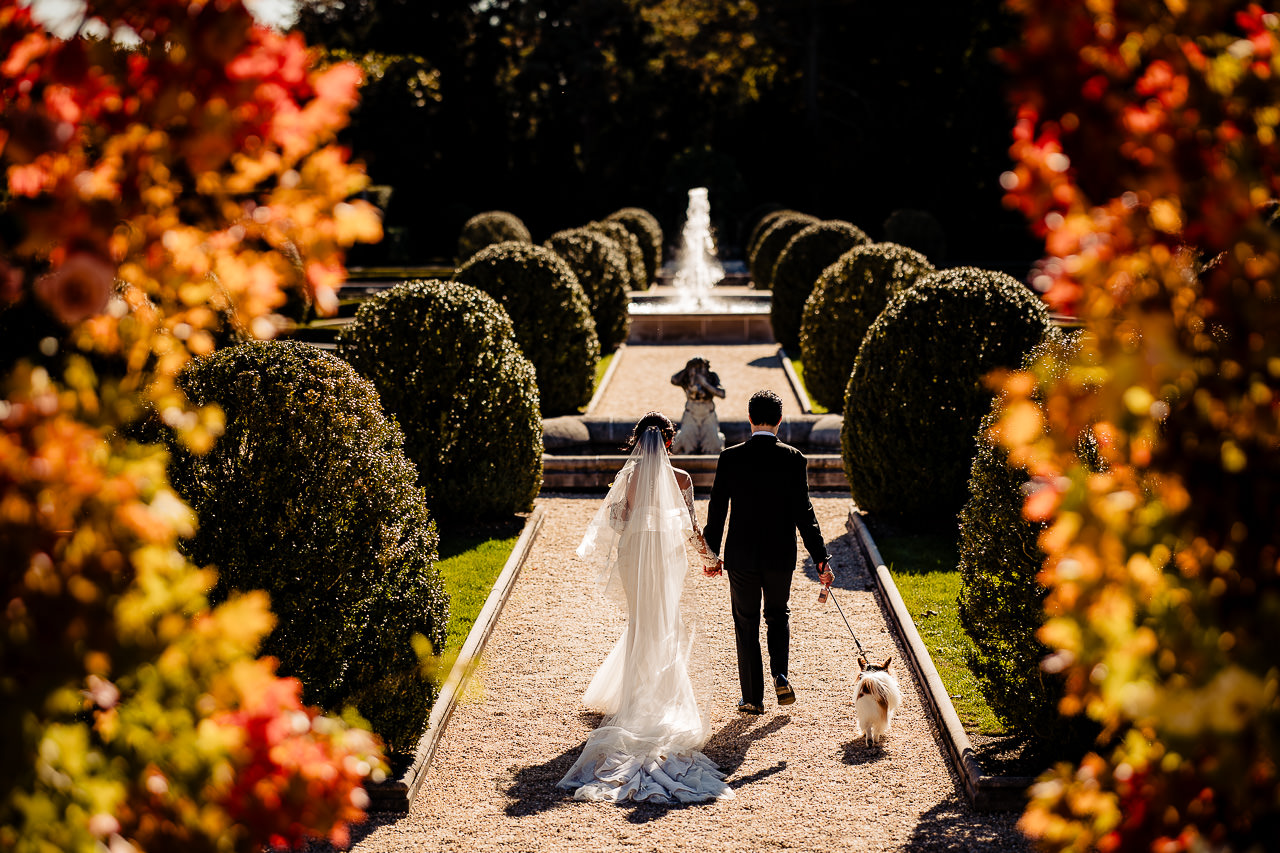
[557,412,733,804]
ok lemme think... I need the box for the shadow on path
[304,809,398,852]
[747,355,782,368]
[840,737,894,767]
[503,743,580,817]
[903,794,1034,852]
[797,528,872,592]
[621,714,792,825]
[702,712,791,777]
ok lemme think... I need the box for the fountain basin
[626,287,773,343]
[629,293,770,312]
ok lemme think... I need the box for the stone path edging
[584,344,625,415]
[776,347,814,414]
[845,508,1035,812]
[367,506,548,812]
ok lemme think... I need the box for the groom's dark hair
[748,389,783,427]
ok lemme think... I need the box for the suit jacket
[703,433,829,574]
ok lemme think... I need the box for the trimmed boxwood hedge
[748,212,818,290]
[841,267,1058,525]
[606,207,663,287]
[958,334,1100,751]
[586,219,648,291]
[798,242,935,410]
[338,280,542,521]
[770,220,871,353]
[545,227,631,353]
[745,207,795,262]
[454,241,599,415]
[456,210,531,263]
[169,340,448,754]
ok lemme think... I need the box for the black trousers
[727,566,793,705]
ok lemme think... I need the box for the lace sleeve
[605,468,634,532]
[682,484,720,568]
[607,496,630,531]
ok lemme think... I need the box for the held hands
[703,558,723,578]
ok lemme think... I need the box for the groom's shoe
[775,674,796,706]
[737,701,764,715]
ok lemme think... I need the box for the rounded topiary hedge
[770,220,871,353]
[842,267,1058,525]
[745,207,795,262]
[606,207,663,287]
[456,210,531,263]
[749,212,818,290]
[958,334,1100,751]
[798,242,935,410]
[586,219,648,292]
[454,242,599,415]
[169,340,448,754]
[545,227,631,353]
[337,280,542,521]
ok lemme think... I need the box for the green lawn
[871,527,1006,737]
[787,358,828,414]
[594,351,614,396]
[435,522,523,652]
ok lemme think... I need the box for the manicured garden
[4,1,1279,850]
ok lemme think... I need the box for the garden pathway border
[584,344,626,415]
[776,347,814,414]
[845,508,1035,811]
[368,506,548,811]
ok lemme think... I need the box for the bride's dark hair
[625,411,675,450]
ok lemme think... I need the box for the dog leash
[824,585,869,661]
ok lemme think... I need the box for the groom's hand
[704,559,723,577]
[818,560,834,587]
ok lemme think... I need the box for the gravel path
[591,344,803,419]
[344,496,1031,853]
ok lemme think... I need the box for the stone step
[540,413,848,492]
[541,451,848,492]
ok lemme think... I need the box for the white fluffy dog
[854,656,902,747]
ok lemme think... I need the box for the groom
[702,389,834,714]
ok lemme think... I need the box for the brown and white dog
[854,656,902,747]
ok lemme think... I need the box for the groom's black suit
[703,433,829,706]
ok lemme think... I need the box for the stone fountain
[671,187,723,308]
[628,187,772,343]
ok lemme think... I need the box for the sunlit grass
[435,525,522,652]
[873,528,1006,737]
[787,358,828,414]
[594,351,614,395]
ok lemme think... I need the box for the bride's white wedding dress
[557,428,733,804]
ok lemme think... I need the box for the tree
[1,1,384,848]
[996,3,1280,849]
[291,0,1036,269]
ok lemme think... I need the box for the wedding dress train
[557,429,733,804]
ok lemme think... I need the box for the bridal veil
[558,427,732,804]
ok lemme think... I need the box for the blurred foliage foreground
[0,1,388,850]
[997,3,1280,850]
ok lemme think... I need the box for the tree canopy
[295,0,1034,270]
